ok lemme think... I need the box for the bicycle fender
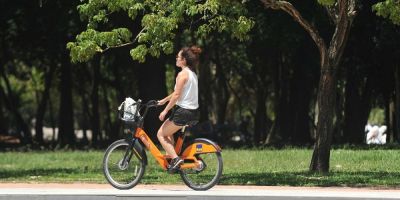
[181,138,221,157]
[133,139,148,165]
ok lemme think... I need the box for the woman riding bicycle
[103,45,222,190]
[157,45,201,172]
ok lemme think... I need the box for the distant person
[157,46,201,172]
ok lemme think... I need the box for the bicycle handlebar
[119,99,160,125]
[144,100,158,107]
[136,99,159,121]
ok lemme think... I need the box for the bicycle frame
[105,99,223,190]
[133,127,221,170]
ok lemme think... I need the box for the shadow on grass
[219,171,400,187]
[141,170,400,187]
[1,168,400,187]
[0,168,86,179]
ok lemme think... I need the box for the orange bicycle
[103,99,223,191]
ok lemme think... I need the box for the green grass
[1,149,400,187]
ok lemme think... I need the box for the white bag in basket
[118,97,139,120]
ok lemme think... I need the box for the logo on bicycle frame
[196,144,203,152]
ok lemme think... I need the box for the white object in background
[365,124,372,132]
[365,124,387,144]
[377,125,387,144]
[366,125,379,144]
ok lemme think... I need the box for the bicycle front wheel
[180,152,223,191]
[103,139,145,190]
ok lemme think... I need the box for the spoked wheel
[180,152,223,191]
[103,139,145,190]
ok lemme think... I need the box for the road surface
[0,183,399,200]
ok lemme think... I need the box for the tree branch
[328,0,357,66]
[98,28,146,53]
[260,0,328,66]
[325,2,338,24]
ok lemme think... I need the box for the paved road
[0,184,399,200]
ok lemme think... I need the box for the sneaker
[167,157,183,172]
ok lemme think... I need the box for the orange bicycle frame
[133,127,221,170]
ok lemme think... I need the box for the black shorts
[168,106,199,126]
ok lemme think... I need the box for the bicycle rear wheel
[103,139,145,189]
[180,152,223,191]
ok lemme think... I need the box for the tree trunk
[310,67,337,173]
[333,76,345,143]
[253,89,267,145]
[198,54,212,122]
[386,98,395,143]
[343,66,362,143]
[112,54,126,101]
[0,88,7,134]
[136,57,167,142]
[214,52,229,125]
[260,0,356,173]
[35,65,55,144]
[290,61,313,144]
[58,59,75,147]
[77,81,90,145]
[102,84,118,142]
[391,100,396,142]
[0,67,32,144]
[395,65,400,143]
[343,66,373,144]
[48,92,56,144]
[73,62,91,145]
[90,58,101,147]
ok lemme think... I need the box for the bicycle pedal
[167,166,182,174]
[167,168,178,174]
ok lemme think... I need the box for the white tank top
[176,68,199,109]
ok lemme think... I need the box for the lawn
[1,148,399,187]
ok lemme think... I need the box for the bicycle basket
[118,97,140,122]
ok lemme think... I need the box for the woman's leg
[157,120,182,158]
[165,135,175,156]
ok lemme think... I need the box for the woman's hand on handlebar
[157,99,168,106]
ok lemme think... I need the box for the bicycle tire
[180,151,223,191]
[103,139,146,189]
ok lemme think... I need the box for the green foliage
[129,44,147,63]
[368,108,385,125]
[165,63,176,94]
[68,0,254,63]
[2,149,400,187]
[373,0,400,25]
[0,61,41,121]
[67,28,132,63]
[29,68,45,93]
[317,0,335,6]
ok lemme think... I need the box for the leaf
[317,0,335,6]
[69,0,255,62]
[373,0,400,25]
[130,45,148,63]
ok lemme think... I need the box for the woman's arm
[158,93,173,105]
[159,71,188,121]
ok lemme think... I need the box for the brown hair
[181,45,202,71]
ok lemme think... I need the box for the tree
[67,0,253,63]
[67,0,254,145]
[0,0,78,146]
[373,0,400,144]
[373,0,400,25]
[260,0,357,173]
